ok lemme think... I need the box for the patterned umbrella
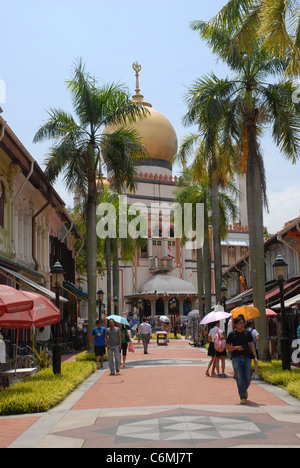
[0,285,34,317]
[0,291,60,329]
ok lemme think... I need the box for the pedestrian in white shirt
[138,319,152,354]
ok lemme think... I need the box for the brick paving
[2,339,300,448]
[0,416,40,448]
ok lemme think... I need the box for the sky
[1,0,299,235]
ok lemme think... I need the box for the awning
[0,266,68,303]
[272,293,300,310]
[226,288,253,306]
[63,281,88,302]
[265,279,300,303]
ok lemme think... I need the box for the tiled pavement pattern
[2,340,300,448]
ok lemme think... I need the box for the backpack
[214,330,226,352]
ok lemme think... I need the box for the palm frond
[261,81,300,162]
[33,108,82,143]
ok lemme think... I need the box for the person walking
[206,321,227,377]
[138,318,152,354]
[120,324,132,367]
[105,319,121,376]
[206,322,218,376]
[91,320,106,369]
[226,315,258,405]
[246,320,260,380]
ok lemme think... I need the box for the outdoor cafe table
[155,331,168,346]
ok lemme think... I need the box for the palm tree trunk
[210,156,222,304]
[197,247,204,314]
[112,239,120,314]
[203,206,212,315]
[246,119,270,361]
[106,238,112,316]
[86,175,98,348]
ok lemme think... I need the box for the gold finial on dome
[132,62,141,94]
[132,62,152,107]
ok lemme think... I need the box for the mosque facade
[90,64,250,319]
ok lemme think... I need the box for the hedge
[258,361,300,400]
[0,361,96,415]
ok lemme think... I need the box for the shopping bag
[129,342,135,353]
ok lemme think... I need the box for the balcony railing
[149,257,174,274]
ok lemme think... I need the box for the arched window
[0,182,4,228]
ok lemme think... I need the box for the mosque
[83,63,250,320]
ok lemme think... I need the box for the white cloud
[264,185,300,234]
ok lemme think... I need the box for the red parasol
[0,291,60,329]
[266,308,278,317]
[0,285,34,317]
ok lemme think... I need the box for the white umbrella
[188,310,200,318]
[159,316,170,324]
[200,311,232,325]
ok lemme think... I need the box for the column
[178,297,184,317]
[148,237,153,270]
[149,297,156,317]
[163,238,168,258]
[163,297,169,316]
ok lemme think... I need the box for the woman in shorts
[120,324,132,368]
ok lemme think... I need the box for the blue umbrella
[106,315,130,327]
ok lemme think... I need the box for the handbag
[129,341,135,353]
[214,330,226,352]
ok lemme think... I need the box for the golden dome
[96,174,111,191]
[102,63,178,165]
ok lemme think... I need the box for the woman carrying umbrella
[206,321,227,378]
[200,309,231,377]
[160,316,171,343]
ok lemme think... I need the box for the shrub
[258,361,300,400]
[0,361,96,416]
[76,351,108,362]
[31,347,52,370]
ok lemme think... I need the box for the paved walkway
[2,339,300,448]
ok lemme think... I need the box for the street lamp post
[52,260,64,375]
[220,284,227,311]
[221,283,228,336]
[202,295,206,317]
[273,254,291,371]
[97,288,104,322]
[114,296,119,315]
[138,299,144,321]
[170,298,177,336]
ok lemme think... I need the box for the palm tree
[33,60,148,341]
[175,164,238,316]
[179,78,240,304]
[183,46,300,359]
[175,173,212,315]
[191,0,300,78]
[97,189,146,315]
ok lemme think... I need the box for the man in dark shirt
[227,315,258,404]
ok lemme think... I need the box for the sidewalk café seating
[1,368,38,388]
[155,331,168,346]
[0,372,10,389]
